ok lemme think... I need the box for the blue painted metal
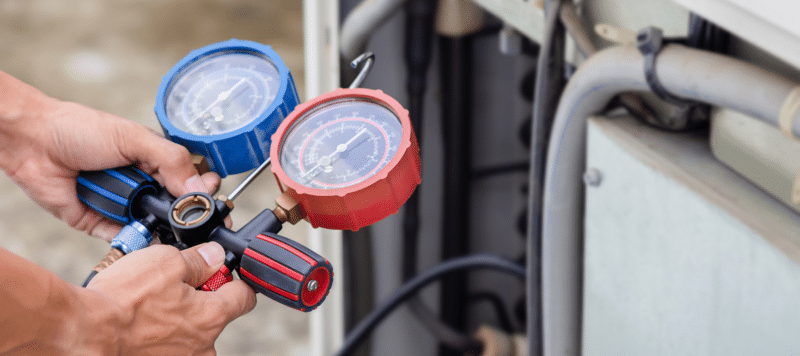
[154,39,300,177]
[111,221,153,254]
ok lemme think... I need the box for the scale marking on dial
[156,39,300,177]
[279,99,403,190]
[165,52,280,136]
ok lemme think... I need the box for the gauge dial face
[279,98,403,190]
[164,50,280,136]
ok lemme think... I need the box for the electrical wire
[400,0,485,352]
[438,28,474,356]
[526,1,565,356]
[336,254,526,356]
[472,162,530,180]
[81,270,98,287]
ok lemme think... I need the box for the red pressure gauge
[270,88,421,230]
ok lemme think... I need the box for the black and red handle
[239,233,333,312]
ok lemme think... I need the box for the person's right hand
[83,242,256,355]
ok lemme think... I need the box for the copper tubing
[92,248,125,273]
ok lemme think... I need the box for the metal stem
[227,157,271,201]
[348,52,375,89]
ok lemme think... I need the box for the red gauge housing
[270,88,421,230]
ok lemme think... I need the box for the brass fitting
[93,248,125,273]
[191,154,210,175]
[172,194,212,226]
[217,195,234,211]
[274,192,305,224]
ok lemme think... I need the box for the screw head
[583,168,603,187]
[306,279,318,292]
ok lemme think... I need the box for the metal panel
[671,0,800,70]
[584,116,800,355]
[470,0,545,43]
[303,1,345,355]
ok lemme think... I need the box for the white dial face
[165,51,280,136]
[279,99,403,190]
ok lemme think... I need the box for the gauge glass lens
[164,50,280,136]
[279,98,403,190]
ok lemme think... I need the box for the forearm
[0,71,58,175]
[0,248,122,355]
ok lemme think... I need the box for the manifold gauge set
[77,39,420,311]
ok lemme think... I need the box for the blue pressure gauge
[155,39,299,177]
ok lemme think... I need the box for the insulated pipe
[340,0,408,60]
[558,2,665,130]
[558,2,595,57]
[542,44,800,356]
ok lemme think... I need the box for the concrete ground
[0,1,311,355]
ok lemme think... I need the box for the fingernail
[198,242,224,267]
[185,174,208,193]
[91,225,117,242]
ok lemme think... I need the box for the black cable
[401,0,433,285]
[81,270,98,287]
[472,162,530,180]
[526,1,566,356]
[438,32,474,356]
[342,229,374,356]
[400,0,486,353]
[336,254,526,356]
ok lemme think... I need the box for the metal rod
[348,52,375,89]
[227,157,271,201]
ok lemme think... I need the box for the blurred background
[0,1,309,355]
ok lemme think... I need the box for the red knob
[201,265,233,291]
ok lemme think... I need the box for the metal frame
[303,1,346,355]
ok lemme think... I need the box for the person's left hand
[0,96,220,241]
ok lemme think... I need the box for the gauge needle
[301,127,367,178]
[187,78,248,126]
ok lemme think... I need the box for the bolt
[306,280,318,292]
[583,168,603,187]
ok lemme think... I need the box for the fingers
[179,242,226,288]
[200,172,221,195]
[88,220,123,243]
[182,243,257,323]
[206,280,258,323]
[115,122,209,197]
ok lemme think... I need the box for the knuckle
[150,245,187,276]
[244,286,257,312]
[197,298,230,327]
[151,244,181,260]
[163,144,192,168]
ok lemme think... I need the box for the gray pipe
[542,44,800,356]
[340,0,407,60]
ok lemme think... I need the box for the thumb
[180,242,226,288]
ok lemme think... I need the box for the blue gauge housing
[155,39,299,177]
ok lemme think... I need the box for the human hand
[0,79,220,241]
[83,242,256,355]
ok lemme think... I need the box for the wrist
[64,286,124,355]
[0,248,123,355]
[0,71,60,174]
